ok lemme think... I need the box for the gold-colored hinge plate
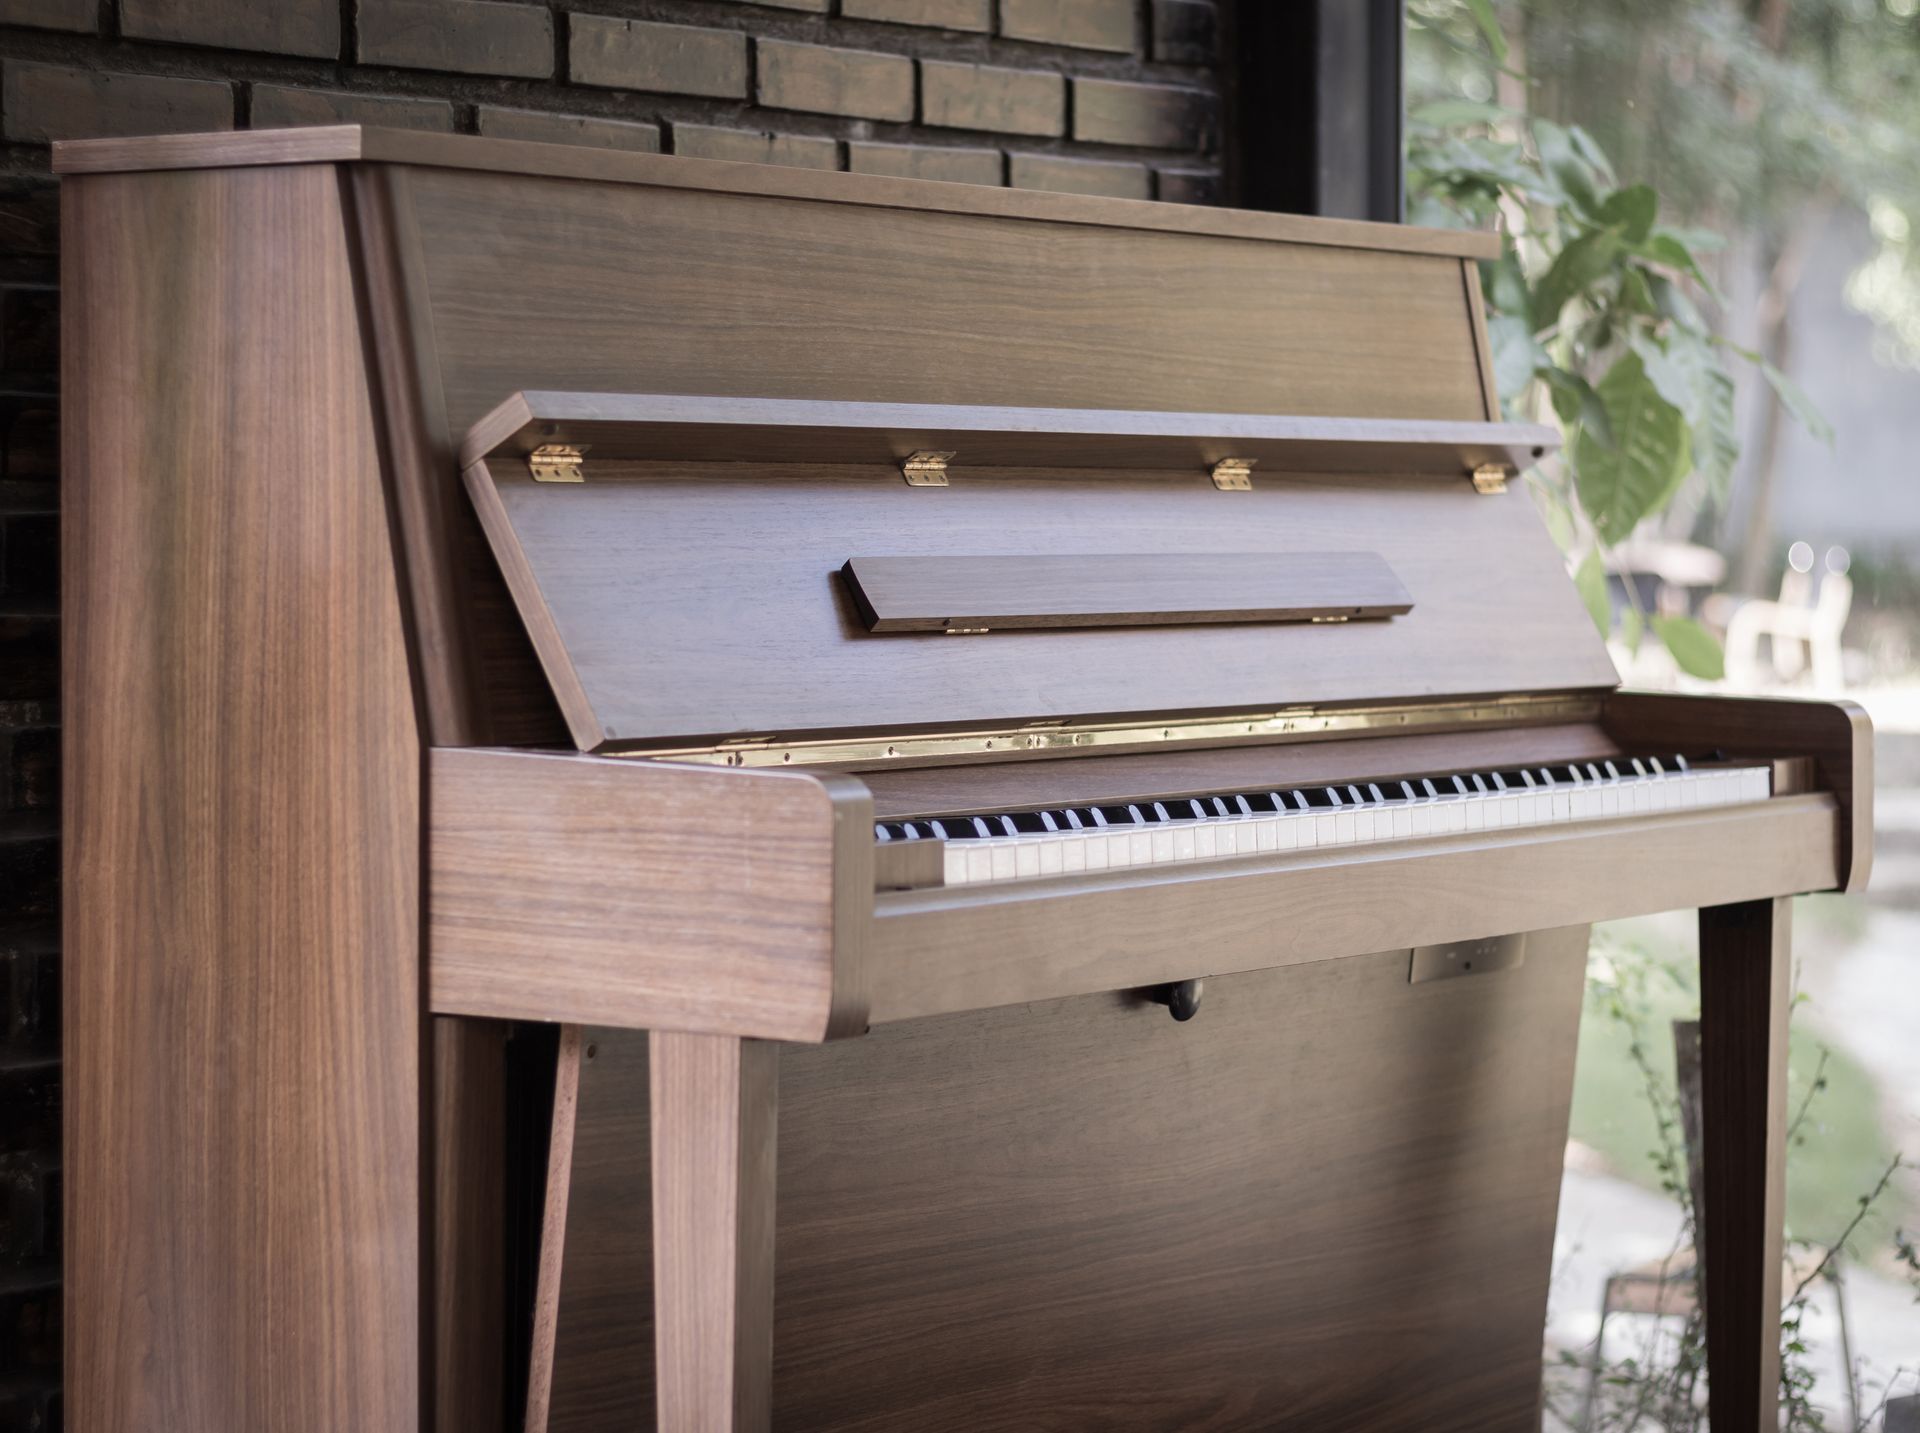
[529,444,586,483]
[902,450,953,486]
[1471,464,1509,495]
[1211,457,1255,491]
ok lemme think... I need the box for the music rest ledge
[56,126,1868,1433]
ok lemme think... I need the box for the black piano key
[1238,792,1278,814]
[1008,811,1050,834]
[1300,787,1337,808]
[1133,803,1166,824]
[1450,775,1472,796]
[1346,784,1370,805]
[1150,801,1175,822]
[1037,811,1060,832]
[1210,796,1233,818]
[1603,760,1623,780]
[1097,804,1138,827]
[1495,769,1536,789]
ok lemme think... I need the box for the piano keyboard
[876,756,1772,888]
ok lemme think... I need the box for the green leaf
[1462,0,1509,64]
[1480,251,1530,316]
[1638,231,1712,290]
[1540,366,1614,445]
[1573,351,1692,543]
[1619,605,1644,654]
[1533,227,1624,329]
[1598,184,1658,243]
[1652,616,1725,680]
[1761,361,1835,446]
[1487,314,1543,402]
[1534,120,1603,216]
[1574,550,1611,636]
[1693,369,1740,505]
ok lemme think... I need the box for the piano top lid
[462,392,1616,758]
[49,125,1501,258]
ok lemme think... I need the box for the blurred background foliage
[1407,0,1920,674]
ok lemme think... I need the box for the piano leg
[650,1031,780,1433]
[1698,897,1792,1432]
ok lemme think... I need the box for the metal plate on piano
[462,392,1618,755]
[1408,933,1529,984]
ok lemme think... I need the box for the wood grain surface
[460,390,1555,474]
[409,164,1492,442]
[1605,690,1872,891]
[839,551,1413,632]
[535,930,1590,1431]
[51,125,1502,260]
[428,749,873,1040]
[62,165,421,1431]
[1698,898,1792,1433]
[465,460,1614,752]
[866,793,1841,1023]
[650,1034,780,1433]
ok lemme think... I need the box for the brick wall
[0,2,1225,1428]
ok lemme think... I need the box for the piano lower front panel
[539,928,1590,1432]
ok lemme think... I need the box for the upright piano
[58,127,1870,1432]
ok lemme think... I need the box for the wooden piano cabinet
[530,932,1594,1433]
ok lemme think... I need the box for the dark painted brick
[1,405,57,485]
[0,1151,58,1265]
[1,0,95,33]
[0,1062,58,1160]
[0,831,56,927]
[1151,0,1216,64]
[1009,150,1149,199]
[1,288,56,379]
[672,123,838,169]
[0,617,56,702]
[1,931,58,1056]
[0,183,59,267]
[1073,77,1215,149]
[921,60,1064,138]
[122,0,339,58]
[0,1282,60,1379]
[1,62,233,143]
[841,0,991,31]
[4,723,59,811]
[357,0,554,79]
[714,0,827,10]
[1,515,56,603]
[757,40,913,122]
[250,84,455,131]
[848,139,1001,185]
[478,107,661,152]
[571,16,748,99]
[1154,165,1219,204]
[1000,0,1134,53]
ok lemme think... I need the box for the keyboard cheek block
[840,552,1413,633]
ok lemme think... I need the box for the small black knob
[1149,978,1204,1022]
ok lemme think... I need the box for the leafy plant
[1405,14,1831,680]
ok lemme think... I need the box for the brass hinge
[529,444,586,483]
[902,450,953,486]
[1470,464,1509,495]
[1211,457,1255,491]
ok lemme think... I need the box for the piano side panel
[62,165,422,1430]
[403,168,1490,444]
[538,931,1590,1432]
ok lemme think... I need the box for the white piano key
[1129,830,1153,867]
[1354,808,1377,842]
[1274,815,1299,850]
[1151,828,1176,864]
[967,845,993,885]
[1062,836,1086,874]
[1465,798,1486,831]
[1315,813,1338,846]
[1015,842,1041,879]
[945,846,970,886]
[1256,817,1280,852]
[1037,840,1062,877]
[1411,804,1436,837]
[1194,824,1217,859]
[1334,810,1357,844]
[1085,835,1110,871]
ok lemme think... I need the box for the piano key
[925,755,1777,885]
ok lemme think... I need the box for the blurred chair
[1606,537,1727,618]
[1705,542,1854,689]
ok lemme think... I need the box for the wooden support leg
[650,1032,780,1433]
[1699,897,1792,1432]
